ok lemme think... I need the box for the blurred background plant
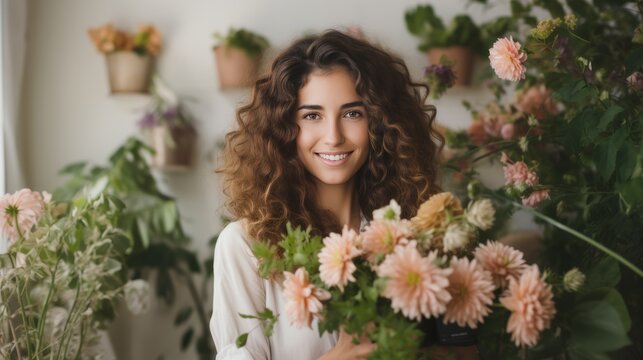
[53,137,215,359]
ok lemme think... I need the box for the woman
[211,30,442,359]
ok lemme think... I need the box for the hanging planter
[405,5,484,89]
[105,51,152,93]
[88,23,162,94]
[149,125,197,171]
[214,46,261,89]
[427,46,475,86]
[213,28,270,89]
[138,77,198,171]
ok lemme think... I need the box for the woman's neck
[314,179,361,232]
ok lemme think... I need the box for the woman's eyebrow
[296,101,364,111]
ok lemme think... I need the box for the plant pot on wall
[213,46,260,89]
[149,125,197,171]
[427,46,475,86]
[105,51,153,93]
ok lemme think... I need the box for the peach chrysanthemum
[283,267,331,328]
[500,265,556,347]
[318,226,362,291]
[443,257,495,328]
[411,192,463,232]
[361,219,412,257]
[489,36,528,81]
[0,189,46,244]
[474,241,526,288]
[378,242,452,320]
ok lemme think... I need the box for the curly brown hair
[217,30,443,244]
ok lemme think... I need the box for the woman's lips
[315,151,353,166]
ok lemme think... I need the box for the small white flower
[443,222,471,252]
[373,199,401,221]
[563,268,586,292]
[466,199,495,231]
[124,279,151,315]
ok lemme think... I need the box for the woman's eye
[345,110,362,118]
[303,113,320,120]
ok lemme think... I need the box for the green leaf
[580,288,631,332]
[584,257,620,290]
[594,128,627,181]
[136,218,150,248]
[568,301,631,353]
[617,141,638,181]
[59,161,87,175]
[174,307,193,326]
[162,202,178,233]
[596,104,623,132]
[236,333,249,348]
[617,178,643,209]
[181,328,194,350]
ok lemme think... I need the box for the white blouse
[209,220,341,360]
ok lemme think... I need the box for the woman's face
[295,66,369,188]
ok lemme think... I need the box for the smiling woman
[212,30,444,359]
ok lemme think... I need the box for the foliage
[53,137,216,359]
[0,192,130,359]
[405,4,484,53]
[213,28,270,59]
[441,0,643,358]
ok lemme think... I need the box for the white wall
[21,0,512,358]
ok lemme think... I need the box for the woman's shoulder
[214,219,256,258]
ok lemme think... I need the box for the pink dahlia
[361,219,412,257]
[489,36,527,81]
[443,257,495,329]
[474,241,526,288]
[0,189,46,244]
[283,267,331,328]
[378,242,452,320]
[521,189,550,207]
[318,226,362,291]
[500,265,556,347]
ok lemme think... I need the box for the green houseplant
[405,4,483,85]
[54,137,215,359]
[212,28,270,89]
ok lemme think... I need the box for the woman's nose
[323,118,345,146]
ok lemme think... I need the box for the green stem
[498,195,643,278]
[34,259,61,355]
[9,255,33,359]
[55,274,82,360]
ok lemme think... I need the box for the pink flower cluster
[516,85,559,121]
[501,153,550,207]
[281,197,556,348]
[0,189,50,245]
[467,103,520,147]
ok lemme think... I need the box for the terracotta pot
[150,125,197,171]
[214,46,260,89]
[427,46,475,86]
[105,51,152,93]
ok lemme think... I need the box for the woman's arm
[210,222,271,359]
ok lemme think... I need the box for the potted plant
[88,23,162,93]
[405,5,484,86]
[213,28,270,89]
[138,76,197,171]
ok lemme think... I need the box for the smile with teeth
[316,152,351,161]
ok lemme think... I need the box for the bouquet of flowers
[236,193,567,358]
[0,188,150,359]
[88,23,162,56]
